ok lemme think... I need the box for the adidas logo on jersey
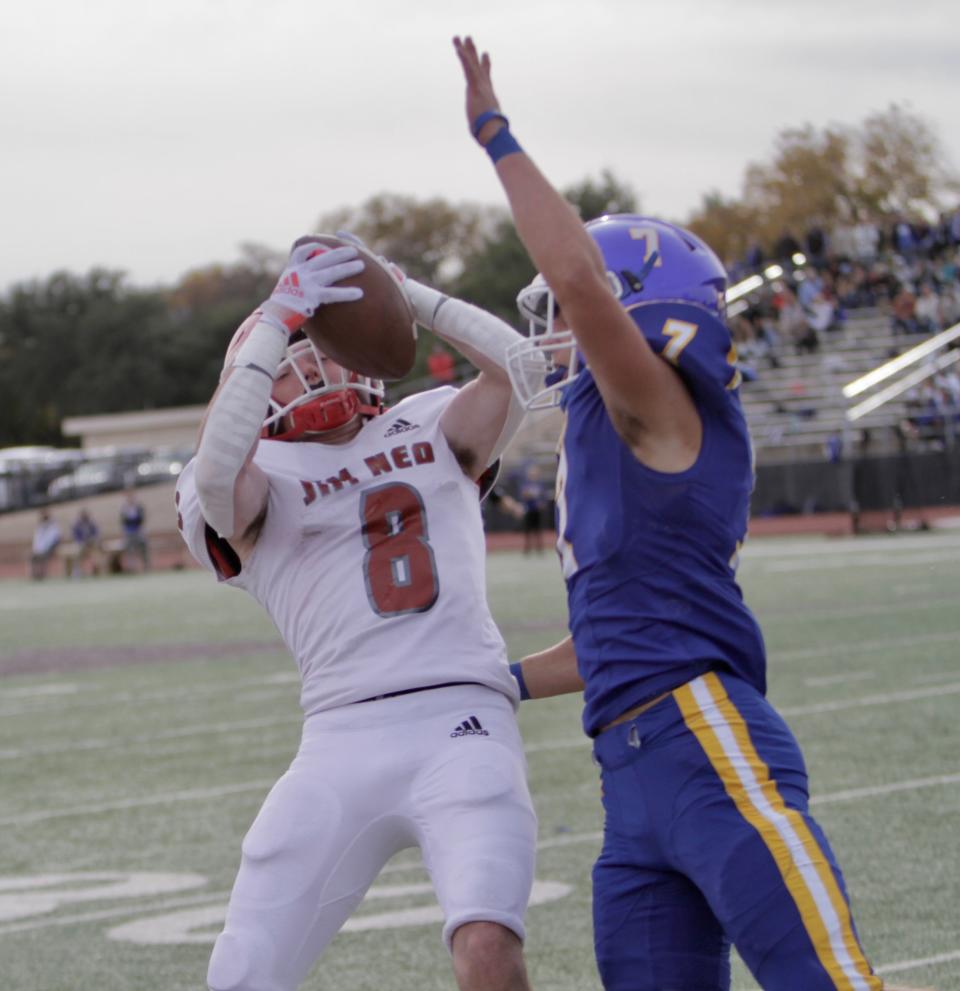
[384,418,419,437]
[450,716,489,738]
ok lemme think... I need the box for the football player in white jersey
[176,238,542,991]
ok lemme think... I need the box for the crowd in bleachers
[729,207,960,375]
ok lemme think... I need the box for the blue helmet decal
[585,215,728,321]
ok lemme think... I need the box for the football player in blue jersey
[454,36,884,991]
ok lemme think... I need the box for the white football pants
[207,684,537,991]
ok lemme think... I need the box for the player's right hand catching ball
[259,242,366,334]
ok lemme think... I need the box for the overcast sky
[2,0,956,291]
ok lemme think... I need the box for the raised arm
[403,278,532,480]
[452,37,702,472]
[193,243,364,549]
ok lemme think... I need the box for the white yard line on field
[4,672,957,765]
[4,753,958,828]
[0,671,296,720]
[772,630,960,664]
[877,948,960,975]
[810,772,960,806]
[0,713,297,761]
[780,681,960,716]
[804,671,877,687]
[0,780,276,827]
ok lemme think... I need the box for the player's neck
[301,415,365,445]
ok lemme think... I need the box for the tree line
[0,105,955,448]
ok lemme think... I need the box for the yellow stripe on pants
[674,673,881,991]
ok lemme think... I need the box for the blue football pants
[591,670,883,991]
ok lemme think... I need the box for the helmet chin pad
[266,390,363,441]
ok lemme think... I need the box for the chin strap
[195,316,287,538]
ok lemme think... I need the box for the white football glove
[259,242,365,334]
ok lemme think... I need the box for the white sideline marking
[773,630,960,664]
[0,713,297,761]
[0,670,295,720]
[811,773,960,806]
[0,683,78,699]
[804,671,876,687]
[5,758,958,828]
[780,681,960,717]
[0,780,275,827]
[877,948,960,974]
[7,654,953,763]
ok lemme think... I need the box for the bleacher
[740,308,913,463]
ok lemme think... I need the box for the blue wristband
[509,661,531,701]
[471,110,509,139]
[485,126,523,164]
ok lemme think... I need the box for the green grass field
[1,531,959,991]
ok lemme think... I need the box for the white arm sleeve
[194,318,287,538]
[405,280,533,465]
[406,280,518,370]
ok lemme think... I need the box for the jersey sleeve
[632,302,741,410]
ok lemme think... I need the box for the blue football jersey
[556,303,767,736]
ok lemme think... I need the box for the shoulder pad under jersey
[629,301,741,408]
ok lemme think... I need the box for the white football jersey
[176,387,519,715]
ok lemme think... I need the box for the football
[298,234,417,381]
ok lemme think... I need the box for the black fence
[752,449,960,516]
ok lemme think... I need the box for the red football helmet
[223,314,385,441]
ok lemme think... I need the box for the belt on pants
[352,681,479,705]
[597,690,672,735]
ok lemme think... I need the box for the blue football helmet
[510,215,730,408]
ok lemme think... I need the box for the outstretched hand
[453,36,504,144]
[260,242,365,334]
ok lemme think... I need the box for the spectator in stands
[949,207,960,248]
[29,510,61,580]
[796,267,823,309]
[914,282,942,333]
[119,489,149,572]
[778,288,818,353]
[829,221,856,263]
[804,222,828,268]
[427,342,457,384]
[891,283,920,335]
[773,229,801,263]
[940,282,960,328]
[892,216,918,259]
[743,240,764,272]
[807,291,840,336]
[70,508,100,577]
[851,214,880,266]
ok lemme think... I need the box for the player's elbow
[194,456,239,539]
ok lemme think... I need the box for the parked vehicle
[46,460,134,501]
